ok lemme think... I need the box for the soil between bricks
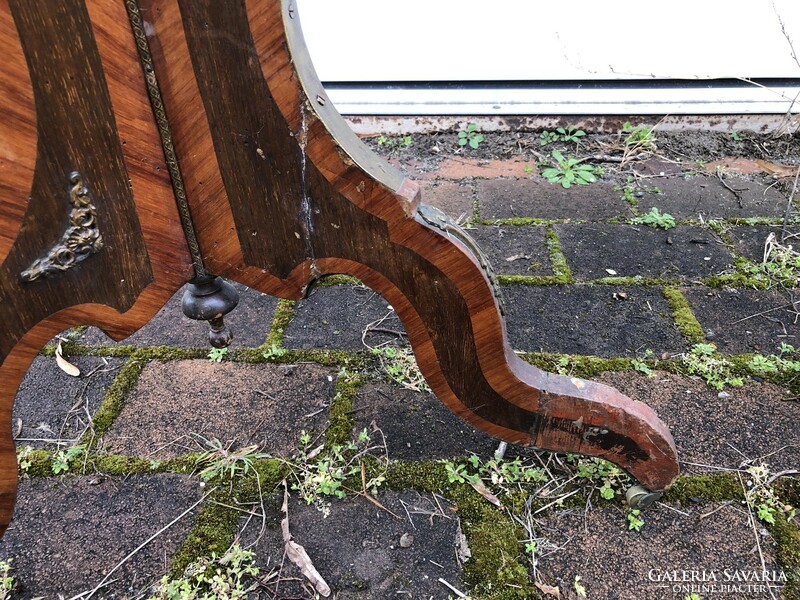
[241,491,464,599]
[598,371,800,474]
[554,224,733,280]
[102,361,336,458]
[352,381,497,460]
[537,501,782,600]
[14,356,125,449]
[0,474,200,599]
[683,287,800,354]
[503,285,686,357]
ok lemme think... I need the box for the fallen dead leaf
[281,481,331,597]
[469,480,503,509]
[756,159,798,178]
[55,340,80,377]
[535,581,561,597]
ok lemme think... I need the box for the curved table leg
[144,0,681,495]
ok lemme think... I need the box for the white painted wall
[294,0,800,114]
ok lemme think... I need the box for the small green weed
[614,175,660,207]
[457,123,485,149]
[621,122,657,158]
[682,343,743,391]
[569,455,630,500]
[0,559,13,599]
[745,464,795,526]
[194,436,269,482]
[742,233,800,287]
[52,445,86,475]
[261,343,287,360]
[207,347,228,363]
[541,150,602,189]
[632,350,655,377]
[289,428,386,514]
[684,594,702,600]
[445,454,547,491]
[539,126,585,146]
[626,508,644,531]
[377,134,413,151]
[632,207,676,230]
[371,346,429,392]
[748,343,800,377]
[148,543,258,599]
[17,446,33,475]
[730,131,743,141]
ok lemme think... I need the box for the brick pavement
[3,139,799,599]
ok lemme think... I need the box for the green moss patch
[771,513,800,599]
[662,473,744,504]
[265,299,296,348]
[662,286,705,344]
[83,355,147,447]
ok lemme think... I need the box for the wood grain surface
[0,0,192,534]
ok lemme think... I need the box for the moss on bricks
[20,449,54,478]
[233,459,287,502]
[385,461,449,493]
[772,514,800,599]
[89,455,156,475]
[662,473,744,504]
[497,275,569,286]
[592,276,665,286]
[545,226,572,283]
[662,286,705,345]
[520,352,633,379]
[384,462,535,598]
[481,217,555,227]
[316,275,361,287]
[265,299,295,348]
[83,355,147,447]
[169,488,241,576]
[325,372,365,448]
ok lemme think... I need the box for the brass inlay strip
[124,0,207,279]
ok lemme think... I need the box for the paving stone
[555,224,733,280]
[503,285,686,357]
[241,491,463,599]
[649,175,787,219]
[285,285,406,351]
[419,180,474,220]
[599,371,800,474]
[477,178,633,221]
[537,501,783,600]
[102,360,335,458]
[14,356,125,449]
[683,287,799,354]
[728,224,786,262]
[469,224,552,276]
[434,157,531,179]
[0,474,199,598]
[80,282,277,348]
[352,381,496,461]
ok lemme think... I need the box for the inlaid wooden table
[0,0,680,537]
